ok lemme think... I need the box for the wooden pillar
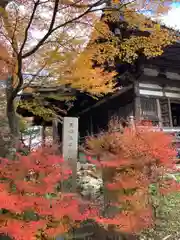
[168,98,173,127]
[134,81,141,121]
[129,116,135,129]
[156,98,163,127]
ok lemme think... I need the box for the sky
[161,2,180,30]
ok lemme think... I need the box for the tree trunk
[6,100,20,149]
[1,2,21,152]
[6,77,20,151]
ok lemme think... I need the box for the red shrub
[0,147,92,240]
[86,124,179,234]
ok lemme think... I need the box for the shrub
[0,147,93,240]
[85,122,179,235]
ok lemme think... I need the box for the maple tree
[0,0,177,147]
[85,121,179,235]
[0,0,118,144]
[89,7,175,66]
[0,146,96,240]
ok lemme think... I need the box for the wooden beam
[79,84,133,116]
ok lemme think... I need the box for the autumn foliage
[0,147,94,240]
[0,122,179,239]
[85,122,179,234]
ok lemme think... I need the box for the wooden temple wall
[135,70,180,127]
[79,88,134,139]
[79,69,180,140]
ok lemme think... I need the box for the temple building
[76,42,180,137]
[16,22,180,143]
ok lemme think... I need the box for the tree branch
[20,63,47,90]
[22,0,60,58]
[11,8,19,47]
[19,0,40,54]
[11,58,23,101]
[22,0,103,59]
[8,0,59,101]
[0,20,18,55]
[68,0,104,9]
